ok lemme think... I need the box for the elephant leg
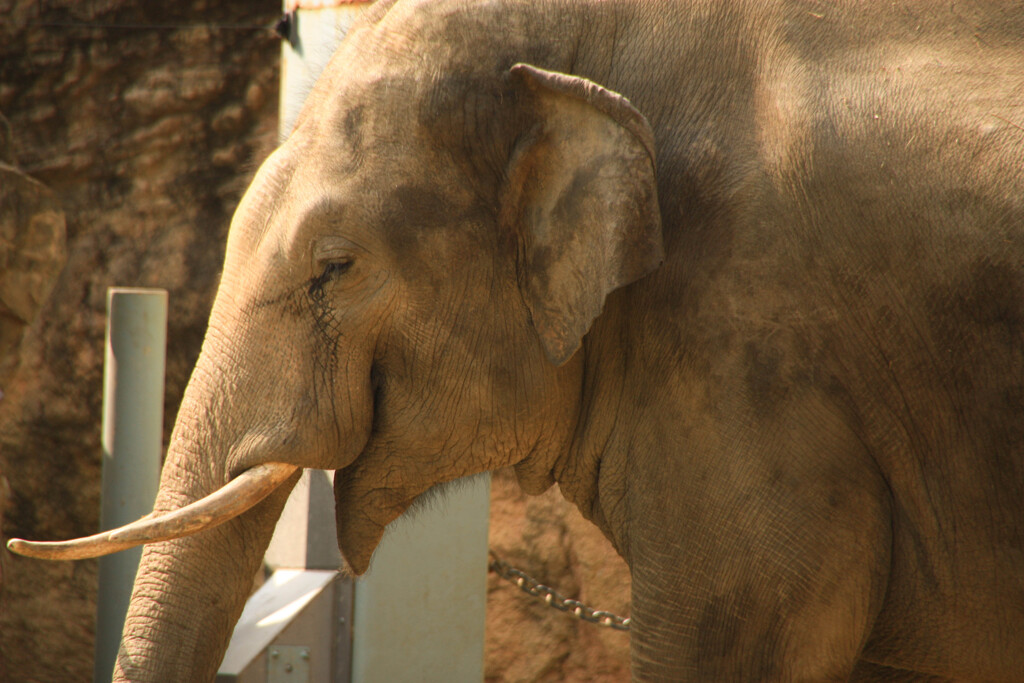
[626,408,893,680]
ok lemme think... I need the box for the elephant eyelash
[308,259,353,299]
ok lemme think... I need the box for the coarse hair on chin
[401,471,489,521]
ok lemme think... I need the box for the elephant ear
[503,63,663,366]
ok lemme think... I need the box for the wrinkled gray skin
[114,0,1024,680]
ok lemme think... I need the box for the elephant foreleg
[626,416,892,680]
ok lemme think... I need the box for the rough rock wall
[487,469,632,683]
[0,109,68,635]
[0,113,67,388]
[0,2,632,681]
[0,2,282,680]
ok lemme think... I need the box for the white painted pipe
[94,288,166,682]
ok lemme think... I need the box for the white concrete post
[350,477,491,682]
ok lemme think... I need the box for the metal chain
[488,551,632,631]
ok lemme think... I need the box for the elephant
[8,0,1024,679]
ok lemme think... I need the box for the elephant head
[8,3,662,679]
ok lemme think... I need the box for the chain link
[488,551,632,631]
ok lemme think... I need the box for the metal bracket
[274,12,296,46]
[217,570,350,682]
[268,645,311,683]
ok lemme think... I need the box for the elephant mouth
[5,462,298,560]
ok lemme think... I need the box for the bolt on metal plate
[267,645,311,683]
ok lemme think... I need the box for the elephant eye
[308,259,353,298]
[321,260,353,279]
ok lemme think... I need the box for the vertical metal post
[94,288,166,683]
[279,2,370,139]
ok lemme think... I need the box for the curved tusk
[6,462,299,561]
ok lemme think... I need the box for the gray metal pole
[94,288,166,683]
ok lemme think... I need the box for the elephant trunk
[111,429,301,681]
[103,308,320,681]
[6,310,311,680]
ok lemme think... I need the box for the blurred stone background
[0,1,630,681]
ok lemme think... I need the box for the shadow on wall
[0,111,67,389]
[0,3,282,679]
[0,109,67,657]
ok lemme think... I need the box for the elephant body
[23,0,1024,680]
